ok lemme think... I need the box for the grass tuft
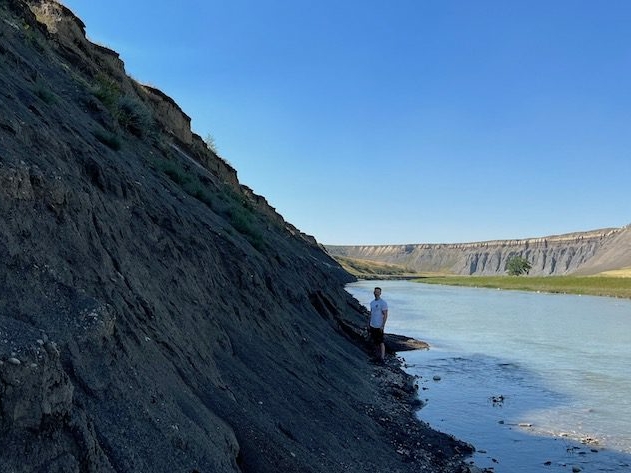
[92,73,120,111]
[152,156,265,250]
[93,129,121,150]
[34,82,57,104]
[116,95,152,137]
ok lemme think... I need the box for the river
[346,280,631,473]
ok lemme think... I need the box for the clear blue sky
[60,1,630,245]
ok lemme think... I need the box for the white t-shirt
[369,298,388,328]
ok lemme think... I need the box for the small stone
[44,341,60,357]
[432,375,441,381]
[572,466,582,472]
[8,357,21,365]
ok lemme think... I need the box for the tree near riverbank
[506,256,532,276]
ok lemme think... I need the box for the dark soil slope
[0,2,472,472]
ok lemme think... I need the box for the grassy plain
[332,256,631,299]
[414,274,631,299]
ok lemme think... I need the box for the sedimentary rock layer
[327,226,631,275]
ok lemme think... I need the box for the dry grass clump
[598,267,631,278]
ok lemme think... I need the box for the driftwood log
[384,333,430,352]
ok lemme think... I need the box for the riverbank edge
[345,274,631,299]
[413,276,631,299]
[373,334,491,473]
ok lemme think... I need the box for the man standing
[369,287,388,363]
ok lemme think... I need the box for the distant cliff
[327,226,631,276]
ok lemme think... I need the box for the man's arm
[381,309,388,329]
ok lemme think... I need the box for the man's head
[373,287,382,299]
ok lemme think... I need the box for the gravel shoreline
[359,336,489,473]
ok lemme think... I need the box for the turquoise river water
[346,280,631,473]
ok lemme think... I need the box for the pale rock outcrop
[327,226,631,276]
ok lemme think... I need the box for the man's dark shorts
[369,327,384,344]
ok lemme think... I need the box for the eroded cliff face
[0,1,346,471]
[327,227,631,276]
[1,2,473,473]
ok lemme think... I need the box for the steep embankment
[0,2,472,473]
[571,225,631,275]
[327,226,631,276]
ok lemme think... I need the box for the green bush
[154,157,215,208]
[34,82,57,104]
[506,256,532,275]
[156,159,189,185]
[230,206,264,250]
[94,129,121,150]
[92,74,120,111]
[153,156,264,250]
[116,95,152,137]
